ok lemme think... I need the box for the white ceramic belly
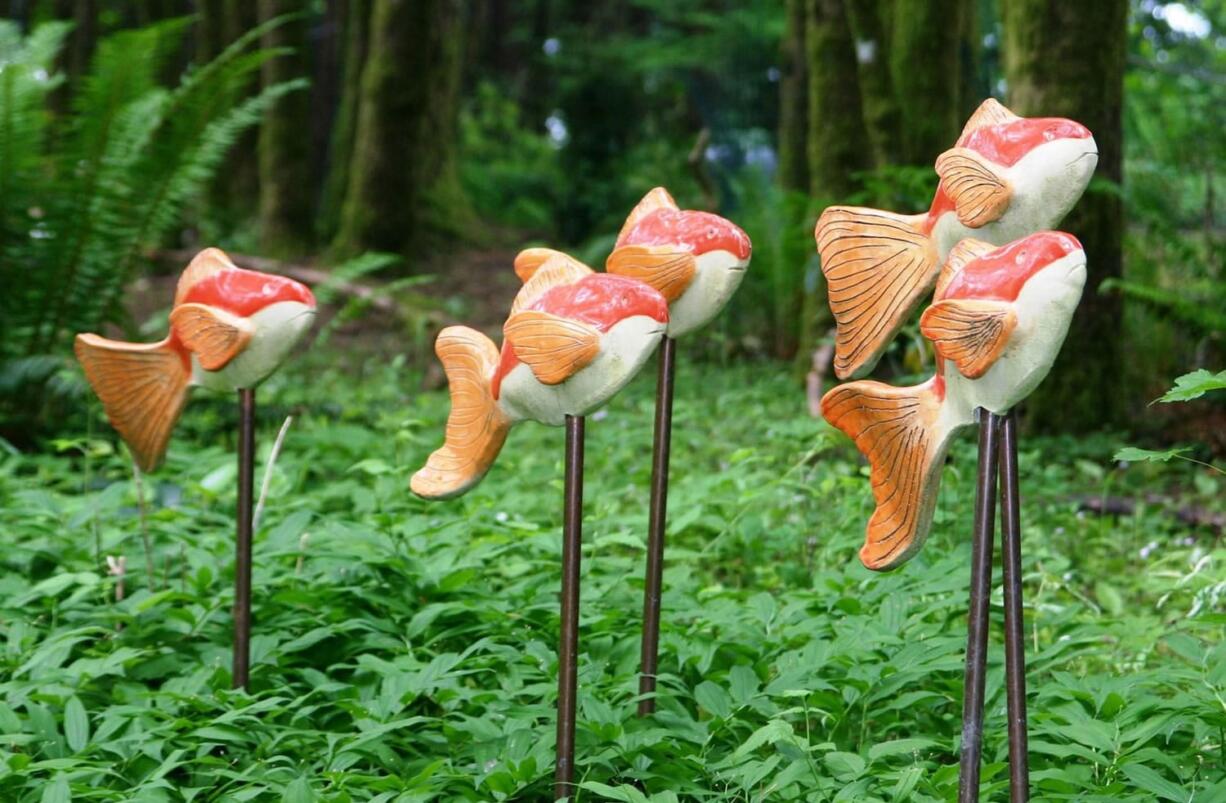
[945,254,1086,414]
[667,250,749,338]
[497,315,666,425]
[193,301,316,391]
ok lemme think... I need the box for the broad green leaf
[63,696,89,752]
[281,776,317,803]
[1157,369,1226,403]
[1113,446,1190,463]
[1121,763,1188,801]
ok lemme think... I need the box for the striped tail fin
[815,207,940,379]
[411,327,512,500]
[74,334,192,472]
[820,378,959,570]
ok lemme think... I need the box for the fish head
[536,273,670,333]
[966,114,1098,223]
[943,231,1085,304]
[619,207,751,265]
[613,193,751,337]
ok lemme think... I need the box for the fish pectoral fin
[935,147,1012,228]
[936,238,996,297]
[509,253,592,314]
[168,302,253,371]
[503,310,600,385]
[920,298,1016,379]
[605,244,696,303]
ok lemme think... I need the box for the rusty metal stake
[233,388,255,691]
[999,410,1030,802]
[555,414,585,800]
[638,336,676,716]
[959,410,1000,803]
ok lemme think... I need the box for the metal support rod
[555,415,585,801]
[233,388,255,691]
[638,336,676,716]
[998,410,1030,802]
[958,410,1000,803]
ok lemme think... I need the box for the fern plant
[0,16,305,437]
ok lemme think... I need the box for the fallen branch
[1074,494,1225,533]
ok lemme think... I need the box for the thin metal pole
[233,388,256,691]
[555,415,585,801]
[638,336,676,716]
[998,410,1030,802]
[959,410,1000,803]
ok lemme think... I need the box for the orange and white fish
[604,188,751,337]
[75,248,316,472]
[815,98,1097,379]
[821,231,1085,571]
[411,253,670,499]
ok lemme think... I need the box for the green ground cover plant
[1,358,1223,801]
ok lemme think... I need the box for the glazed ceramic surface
[606,188,751,338]
[814,98,1097,379]
[411,252,669,500]
[74,248,316,471]
[820,231,1085,571]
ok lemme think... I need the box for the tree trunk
[889,0,966,165]
[1003,0,1126,431]
[777,0,809,192]
[257,0,314,255]
[50,0,97,113]
[805,0,870,202]
[843,0,903,168]
[319,0,369,242]
[332,0,471,261]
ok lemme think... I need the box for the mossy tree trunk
[805,0,869,202]
[196,0,260,219]
[257,0,314,255]
[843,0,903,169]
[777,0,809,193]
[332,0,471,262]
[889,0,966,165]
[1003,0,1126,431]
[319,0,368,242]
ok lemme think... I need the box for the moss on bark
[257,0,315,256]
[331,0,473,262]
[805,0,870,202]
[889,0,966,165]
[1003,0,1126,431]
[778,0,809,193]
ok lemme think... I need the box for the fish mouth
[1067,150,1098,168]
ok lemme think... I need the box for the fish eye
[706,226,717,239]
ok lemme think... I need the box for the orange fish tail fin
[411,327,512,500]
[820,378,960,570]
[74,334,191,472]
[814,207,939,379]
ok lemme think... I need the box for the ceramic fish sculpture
[411,252,670,499]
[815,98,1097,379]
[603,187,752,336]
[821,231,1085,571]
[75,248,317,472]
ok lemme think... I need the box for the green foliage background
[2,361,1223,800]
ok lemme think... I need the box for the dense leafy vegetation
[0,17,300,432]
[2,358,1222,801]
